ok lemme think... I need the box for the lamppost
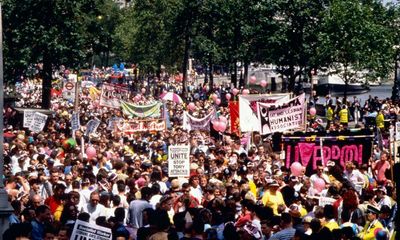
[0,3,14,236]
[392,46,400,103]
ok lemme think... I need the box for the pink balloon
[260,80,267,87]
[86,146,97,160]
[290,162,303,177]
[225,93,231,101]
[213,121,221,131]
[232,88,239,96]
[212,94,218,101]
[242,89,250,95]
[188,102,196,111]
[141,88,146,94]
[313,178,326,192]
[309,107,317,116]
[215,98,221,105]
[219,116,228,123]
[218,121,227,132]
[249,76,257,84]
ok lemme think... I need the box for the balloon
[213,121,221,131]
[309,107,317,116]
[218,122,227,132]
[260,80,267,87]
[86,146,97,160]
[219,116,228,123]
[232,88,239,96]
[249,76,257,84]
[290,162,303,177]
[188,102,196,111]
[225,93,231,101]
[313,178,326,192]
[215,98,221,105]
[67,138,77,149]
[141,88,146,94]
[242,89,250,95]
[212,94,218,101]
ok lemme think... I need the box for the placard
[85,118,101,136]
[71,112,80,132]
[63,74,77,101]
[168,145,190,177]
[396,122,400,141]
[29,113,48,133]
[23,110,35,128]
[115,119,166,137]
[70,220,112,240]
[99,83,130,109]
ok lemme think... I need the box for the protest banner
[120,100,162,118]
[182,110,215,131]
[99,83,130,109]
[70,219,112,240]
[239,93,290,132]
[282,133,373,174]
[85,118,101,136]
[318,196,336,207]
[115,119,166,137]
[257,93,305,134]
[23,110,35,128]
[229,101,240,135]
[107,117,123,131]
[29,112,48,133]
[168,145,190,177]
[71,112,80,132]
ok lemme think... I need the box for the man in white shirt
[82,191,106,224]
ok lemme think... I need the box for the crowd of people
[2,71,399,240]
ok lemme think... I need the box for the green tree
[319,0,395,98]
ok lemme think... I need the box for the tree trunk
[208,54,213,91]
[244,62,249,87]
[41,51,52,109]
[182,34,190,99]
[232,63,237,87]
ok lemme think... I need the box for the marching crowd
[2,73,399,240]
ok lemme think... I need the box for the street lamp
[0,3,14,236]
[392,45,400,103]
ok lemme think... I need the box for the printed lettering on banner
[23,110,35,128]
[71,112,80,132]
[29,112,48,133]
[182,110,215,131]
[117,119,166,137]
[70,220,112,240]
[168,145,190,177]
[257,93,305,134]
[239,93,290,132]
[99,83,130,109]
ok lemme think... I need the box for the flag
[229,101,240,136]
[121,101,162,118]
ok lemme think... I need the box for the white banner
[71,112,80,132]
[182,110,215,131]
[168,145,190,177]
[29,113,48,133]
[23,110,35,128]
[99,83,130,109]
[239,94,290,132]
[70,220,112,240]
[319,196,336,207]
[257,93,305,135]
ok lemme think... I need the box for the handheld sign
[70,220,112,240]
[168,145,190,177]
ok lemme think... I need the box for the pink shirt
[375,160,390,182]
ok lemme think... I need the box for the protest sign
[182,110,215,131]
[229,101,240,135]
[239,93,290,132]
[23,110,35,128]
[70,220,112,240]
[85,118,101,136]
[168,145,190,177]
[120,100,162,118]
[282,133,373,174]
[319,197,336,207]
[71,112,80,132]
[257,93,305,134]
[107,117,123,131]
[396,122,400,141]
[115,119,166,137]
[99,83,130,109]
[29,113,48,133]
